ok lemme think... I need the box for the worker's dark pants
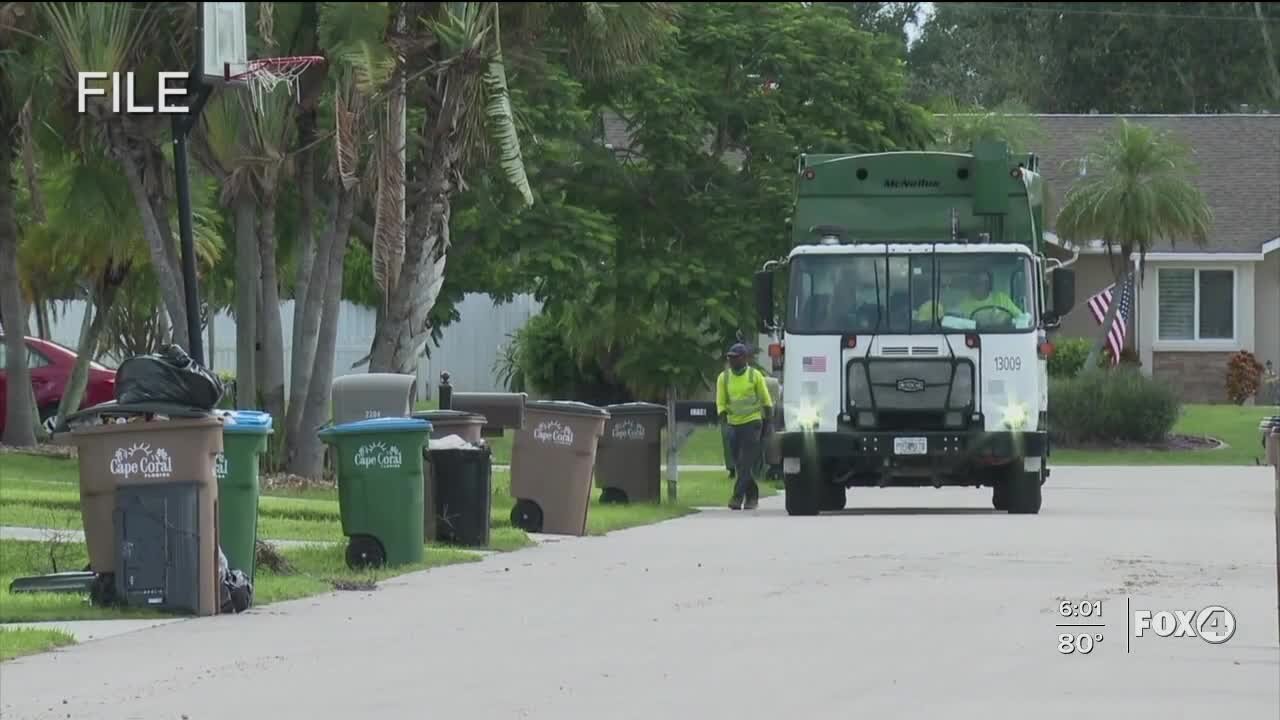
[727,420,764,501]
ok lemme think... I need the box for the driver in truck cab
[951,269,1022,320]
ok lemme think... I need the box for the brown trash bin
[595,402,667,504]
[509,400,611,536]
[412,410,489,542]
[72,416,225,616]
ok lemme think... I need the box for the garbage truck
[753,140,1078,516]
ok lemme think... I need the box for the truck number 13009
[994,356,1022,372]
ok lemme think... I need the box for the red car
[0,335,117,434]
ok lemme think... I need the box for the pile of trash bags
[218,549,253,614]
[115,345,225,409]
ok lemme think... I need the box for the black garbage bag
[115,345,224,410]
[217,549,253,614]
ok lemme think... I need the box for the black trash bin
[428,443,493,548]
[595,402,668,504]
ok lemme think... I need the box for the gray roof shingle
[1031,114,1280,254]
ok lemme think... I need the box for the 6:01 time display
[1059,600,1102,618]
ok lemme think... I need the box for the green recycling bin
[318,417,432,569]
[214,410,274,584]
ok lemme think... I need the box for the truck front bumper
[772,428,1048,464]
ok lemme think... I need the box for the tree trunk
[232,195,259,409]
[284,192,339,448]
[55,283,117,424]
[288,191,355,479]
[116,147,189,350]
[367,162,454,375]
[1,147,37,446]
[34,296,48,339]
[206,309,216,373]
[288,113,320,416]
[257,197,286,418]
[1256,2,1280,105]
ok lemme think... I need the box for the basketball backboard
[200,1,247,83]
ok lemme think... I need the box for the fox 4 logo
[1133,606,1237,644]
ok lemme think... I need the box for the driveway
[3,466,1278,719]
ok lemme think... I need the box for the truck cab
[755,140,1077,516]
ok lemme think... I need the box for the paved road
[3,466,1278,719]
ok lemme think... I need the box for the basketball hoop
[226,56,326,112]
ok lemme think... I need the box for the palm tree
[20,143,223,428]
[38,1,201,351]
[364,1,677,374]
[1055,119,1214,368]
[1,1,48,446]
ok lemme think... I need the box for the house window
[1157,268,1235,341]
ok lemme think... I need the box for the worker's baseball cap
[726,343,750,358]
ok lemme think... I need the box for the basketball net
[229,56,325,112]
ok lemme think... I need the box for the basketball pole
[175,4,215,367]
[173,89,210,367]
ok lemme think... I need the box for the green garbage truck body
[754,140,1079,516]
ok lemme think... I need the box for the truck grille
[847,358,974,412]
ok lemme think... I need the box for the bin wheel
[599,487,629,505]
[345,535,387,570]
[89,572,117,608]
[510,499,544,533]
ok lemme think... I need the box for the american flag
[1087,273,1135,366]
[802,356,827,373]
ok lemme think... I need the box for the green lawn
[0,537,481,623]
[0,447,756,627]
[0,627,77,662]
[1053,404,1278,466]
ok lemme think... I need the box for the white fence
[29,293,543,401]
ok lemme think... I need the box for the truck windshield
[786,252,1037,335]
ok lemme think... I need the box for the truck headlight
[1001,401,1031,431]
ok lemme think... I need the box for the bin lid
[604,402,668,417]
[218,409,275,435]
[526,400,611,418]
[318,416,433,438]
[412,410,488,425]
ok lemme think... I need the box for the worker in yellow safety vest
[716,342,774,511]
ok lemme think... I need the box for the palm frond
[372,87,406,296]
[482,54,532,206]
[1054,119,1213,271]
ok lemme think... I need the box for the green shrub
[1048,368,1181,445]
[1047,337,1092,378]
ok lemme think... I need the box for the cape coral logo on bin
[533,420,574,447]
[611,420,646,441]
[109,444,174,480]
[213,452,228,480]
[355,442,403,470]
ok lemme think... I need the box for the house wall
[1050,253,1136,346]
[1139,257,1258,403]
[1256,252,1280,398]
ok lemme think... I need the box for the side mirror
[754,270,775,333]
[1052,268,1076,317]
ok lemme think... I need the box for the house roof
[600,110,1280,255]
[1031,114,1280,254]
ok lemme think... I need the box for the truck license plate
[894,437,928,455]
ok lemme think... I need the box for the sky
[906,2,936,48]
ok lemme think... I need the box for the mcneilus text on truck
[754,140,1079,516]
